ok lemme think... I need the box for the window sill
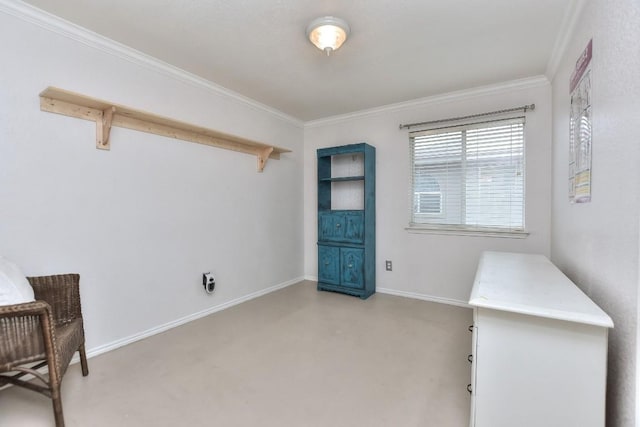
[405,225,529,239]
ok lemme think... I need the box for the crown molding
[0,0,304,128]
[0,0,558,129]
[304,75,550,128]
[545,0,587,81]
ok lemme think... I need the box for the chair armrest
[0,301,58,374]
[27,274,82,326]
[0,300,51,318]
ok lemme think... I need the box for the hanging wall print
[569,39,593,203]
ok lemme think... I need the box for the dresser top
[469,251,613,328]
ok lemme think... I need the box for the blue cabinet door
[319,211,363,244]
[344,212,364,243]
[318,245,340,285]
[319,212,346,242]
[341,248,364,289]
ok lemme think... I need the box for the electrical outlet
[203,272,215,293]
[385,260,393,271]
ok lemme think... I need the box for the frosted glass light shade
[306,16,350,55]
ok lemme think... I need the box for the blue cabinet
[317,143,375,299]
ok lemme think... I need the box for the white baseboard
[306,276,470,308]
[2,277,464,389]
[84,276,304,360]
[84,279,468,361]
[377,287,471,308]
[1,277,304,388]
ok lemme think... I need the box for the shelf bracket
[97,106,115,150]
[256,146,274,173]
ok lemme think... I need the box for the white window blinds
[410,117,525,232]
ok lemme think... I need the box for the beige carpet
[0,281,472,426]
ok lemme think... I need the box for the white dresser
[468,251,613,427]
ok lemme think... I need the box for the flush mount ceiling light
[306,16,350,56]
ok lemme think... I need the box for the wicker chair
[0,274,88,427]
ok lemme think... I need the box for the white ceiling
[22,0,570,121]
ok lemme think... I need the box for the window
[410,117,525,233]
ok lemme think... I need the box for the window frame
[407,116,528,238]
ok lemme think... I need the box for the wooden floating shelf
[39,87,291,172]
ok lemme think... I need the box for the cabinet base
[317,282,375,300]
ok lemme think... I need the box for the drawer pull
[336,223,341,228]
[324,261,330,266]
[468,325,473,332]
[467,384,472,394]
[468,354,473,363]
[348,264,353,268]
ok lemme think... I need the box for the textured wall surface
[0,10,304,354]
[550,1,640,425]
[304,80,552,304]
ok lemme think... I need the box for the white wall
[304,79,552,304]
[0,7,304,354]
[549,1,640,425]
